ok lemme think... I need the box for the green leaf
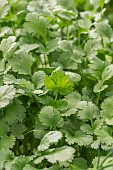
[70,158,88,170]
[64,91,81,109]
[96,22,113,39]
[80,123,93,135]
[24,12,49,39]
[62,108,77,117]
[0,148,14,169]
[88,57,105,80]
[47,37,61,53]
[94,80,108,93]
[39,106,64,128]
[0,0,10,19]
[9,51,34,75]
[45,146,75,163]
[34,117,47,139]
[94,126,113,146]
[0,36,18,60]
[23,164,38,170]
[32,71,46,89]
[39,95,67,111]
[19,44,39,53]
[77,101,99,121]
[91,156,113,169]
[0,85,16,109]
[102,64,113,82]
[38,131,63,151]
[84,39,101,58]
[65,131,93,146]
[0,121,10,137]
[34,146,75,164]
[100,96,113,125]
[58,40,72,52]
[0,134,16,149]
[44,70,74,95]
[98,0,105,8]
[3,100,26,125]
[78,18,92,34]
[65,71,81,83]
[11,123,26,139]
[10,155,29,170]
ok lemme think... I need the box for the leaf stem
[96,92,100,106]
[55,90,58,101]
[99,150,113,168]
[97,144,101,169]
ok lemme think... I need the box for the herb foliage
[0,0,113,169]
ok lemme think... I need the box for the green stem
[29,138,36,155]
[97,144,101,169]
[101,164,113,170]
[55,90,58,101]
[24,129,34,136]
[96,92,100,106]
[23,136,28,155]
[99,150,113,168]
[78,32,81,46]
[66,25,69,40]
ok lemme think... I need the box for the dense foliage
[0,0,113,169]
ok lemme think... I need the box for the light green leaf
[34,117,47,140]
[77,101,99,121]
[32,71,46,89]
[102,64,113,82]
[11,123,26,140]
[23,164,38,170]
[0,85,16,109]
[62,108,77,117]
[98,0,105,8]
[94,126,113,146]
[19,44,39,53]
[39,106,64,128]
[88,57,105,80]
[100,96,113,125]
[78,18,92,33]
[84,39,101,58]
[45,146,75,163]
[65,71,81,83]
[0,0,10,19]
[92,156,113,170]
[24,12,49,38]
[47,37,61,53]
[71,158,88,170]
[64,91,81,109]
[38,131,63,151]
[65,131,93,146]
[0,148,14,169]
[44,70,74,95]
[0,134,16,149]
[94,80,108,93]
[96,22,113,39]
[80,124,93,135]
[10,155,29,170]
[9,51,34,75]
[58,40,72,52]
[0,36,18,60]
[3,100,26,125]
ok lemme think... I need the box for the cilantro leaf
[39,106,64,128]
[77,101,99,122]
[38,131,63,151]
[9,51,34,75]
[100,96,113,125]
[0,85,16,109]
[44,70,74,95]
